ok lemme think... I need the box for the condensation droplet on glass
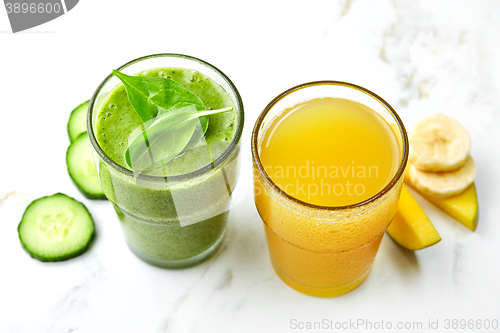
[190,76,198,82]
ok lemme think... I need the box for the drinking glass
[88,54,244,268]
[252,81,408,296]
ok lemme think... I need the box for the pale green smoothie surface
[96,67,237,176]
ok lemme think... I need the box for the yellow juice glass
[251,81,408,297]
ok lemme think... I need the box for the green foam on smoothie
[95,67,237,177]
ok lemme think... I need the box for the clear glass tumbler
[88,54,244,268]
[252,81,408,296]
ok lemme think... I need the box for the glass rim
[251,80,409,211]
[87,53,244,182]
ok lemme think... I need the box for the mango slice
[387,185,442,250]
[405,168,479,231]
[417,183,478,231]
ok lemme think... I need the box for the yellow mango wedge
[405,168,479,231]
[387,185,442,250]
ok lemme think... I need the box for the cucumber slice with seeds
[67,133,106,200]
[67,100,89,143]
[18,193,95,262]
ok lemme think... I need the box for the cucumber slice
[67,133,106,200]
[67,100,89,143]
[18,193,95,262]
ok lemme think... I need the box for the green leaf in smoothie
[125,106,233,172]
[111,70,209,133]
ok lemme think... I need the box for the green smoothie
[93,67,241,268]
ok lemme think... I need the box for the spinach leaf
[112,70,209,134]
[125,106,233,172]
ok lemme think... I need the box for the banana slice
[409,156,477,198]
[410,114,471,172]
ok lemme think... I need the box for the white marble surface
[1,1,500,332]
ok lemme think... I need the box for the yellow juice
[259,97,399,206]
[253,96,404,297]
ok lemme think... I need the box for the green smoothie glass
[88,54,244,268]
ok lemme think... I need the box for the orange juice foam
[254,97,403,296]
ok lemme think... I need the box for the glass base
[271,260,372,297]
[126,231,225,269]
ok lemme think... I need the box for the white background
[1,1,499,332]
